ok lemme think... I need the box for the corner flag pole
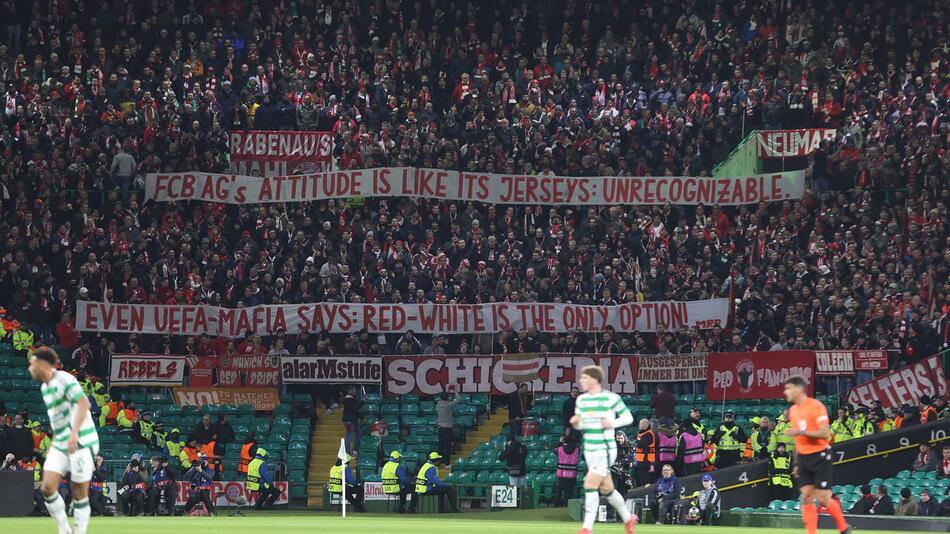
[338,438,348,518]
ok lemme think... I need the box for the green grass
[0,510,915,534]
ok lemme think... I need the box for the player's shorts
[44,447,95,484]
[795,448,833,489]
[584,448,618,477]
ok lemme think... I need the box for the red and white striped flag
[502,353,543,383]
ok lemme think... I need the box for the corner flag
[339,438,349,518]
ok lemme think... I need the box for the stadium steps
[306,408,345,508]
[450,407,508,472]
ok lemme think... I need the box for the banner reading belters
[846,354,948,409]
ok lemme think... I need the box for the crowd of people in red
[0,0,947,380]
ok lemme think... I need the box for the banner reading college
[145,167,805,206]
[75,299,729,337]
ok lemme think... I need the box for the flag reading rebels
[229,130,334,175]
[145,167,806,206]
[74,299,729,337]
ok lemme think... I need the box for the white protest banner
[756,129,837,158]
[109,354,186,386]
[75,299,729,337]
[229,130,333,175]
[145,167,806,206]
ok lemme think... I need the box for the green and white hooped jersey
[574,390,631,453]
[42,370,100,454]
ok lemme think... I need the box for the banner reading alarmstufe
[145,167,805,206]
[75,299,729,337]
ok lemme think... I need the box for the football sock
[606,490,633,523]
[582,489,599,530]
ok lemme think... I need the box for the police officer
[381,450,413,513]
[11,321,34,357]
[687,408,705,436]
[147,456,177,516]
[329,456,365,512]
[849,407,875,438]
[768,410,795,453]
[163,429,185,461]
[134,411,157,448]
[830,408,852,443]
[410,452,458,513]
[247,448,279,510]
[769,442,794,501]
[712,411,746,468]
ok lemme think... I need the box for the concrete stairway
[306,408,345,508]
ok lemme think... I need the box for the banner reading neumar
[74,299,728,337]
[145,167,805,206]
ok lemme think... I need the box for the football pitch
[0,510,916,534]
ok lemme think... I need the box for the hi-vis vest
[770,454,793,487]
[165,439,185,459]
[415,461,436,494]
[239,443,255,474]
[635,430,656,463]
[381,461,401,493]
[831,419,852,443]
[878,418,896,433]
[138,420,154,442]
[328,465,344,493]
[921,406,938,424]
[179,446,199,469]
[202,441,217,470]
[718,425,741,450]
[20,460,40,481]
[247,457,264,491]
[12,329,33,350]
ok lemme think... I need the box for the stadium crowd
[0,0,947,376]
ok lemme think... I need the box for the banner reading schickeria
[145,167,806,206]
[74,299,729,337]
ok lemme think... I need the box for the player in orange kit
[783,376,851,534]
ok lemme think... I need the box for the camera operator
[118,454,148,516]
[183,453,215,515]
[147,456,177,516]
[89,454,112,516]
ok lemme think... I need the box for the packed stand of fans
[0,0,947,378]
